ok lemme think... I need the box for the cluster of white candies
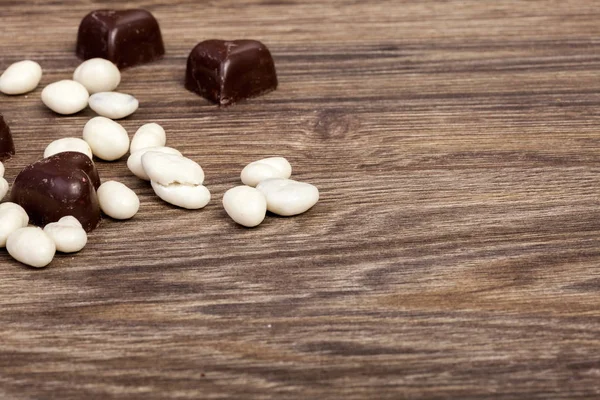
[0,58,138,119]
[0,58,320,268]
[224,157,319,227]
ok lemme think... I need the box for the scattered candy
[43,216,87,253]
[127,146,182,181]
[41,80,89,115]
[76,9,165,69]
[256,178,319,216]
[0,203,29,247]
[97,180,140,220]
[82,116,130,161]
[44,137,93,160]
[0,60,43,95]
[73,58,121,94]
[185,39,277,105]
[240,156,292,187]
[89,92,139,119]
[7,227,56,268]
[130,123,166,153]
[151,181,210,210]
[223,186,267,227]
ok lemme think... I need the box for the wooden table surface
[1,0,600,398]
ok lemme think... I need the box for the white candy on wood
[130,123,166,153]
[44,137,93,160]
[97,181,140,220]
[41,80,89,115]
[0,60,42,95]
[256,178,319,216]
[0,161,4,177]
[0,177,7,201]
[89,92,139,119]
[141,152,204,186]
[43,216,87,253]
[222,186,267,228]
[73,58,120,94]
[82,116,130,161]
[7,227,56,268]
[127,146,182,181]
[0,202,29,247]
[240,156,292,187]
[151,181,210,209]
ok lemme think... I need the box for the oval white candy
[127,146,182,181]
[0,60,43,95]
[0,202,29,247]
[73,58,120,94]
[89,92,139,119]
[7,227,56,268]
[141,152,204,186]
[256,178,319,216]
[0,161,4,177]
[44,137,93,160]
[97,180,140,220]
[222,186,267,228]
[83,116,130,161]
[43,216,87,253]
[151,181,210,209]
[0,177,7,201]
[130,123,166,153]
[241,157,292,187]
[41,80,89,115]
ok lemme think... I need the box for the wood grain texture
[1,0,600,398]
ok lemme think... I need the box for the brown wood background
[1,0,600,398]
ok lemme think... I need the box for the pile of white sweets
[224,157,319,227]
[0,57,320,268]
[0,58,138,119]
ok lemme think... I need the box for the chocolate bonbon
[76,9,165,69]
[185,40,278,105]
[11,152,101,232]
[0,114,15,161]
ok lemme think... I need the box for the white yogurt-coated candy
[127,146,182,181]
[89,92,139,119]
[7,227,56,268]
[151,181,210,209]
[41,80,89,115]
[0,177,7,201]
[73,58,120,94]
[97,180,140,220]
[0,60,42,95]
[0,202,29,247]
[44,137,93,159]
[0,161,4,177]
[240,157,292,187]
[223,186,267,228]
[83,116,130,161]
[141,152,204,186]
[256,178,319,216]
[43,216,87,253]
[130,123,166,153]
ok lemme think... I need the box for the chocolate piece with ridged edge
[0,114,15,161]
[11,152,101,232]
[185,40,278,106]
[76,9,165,69]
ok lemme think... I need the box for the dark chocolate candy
[11,152,101,232]
[0,114,15,161]
[76,9,165,69]
[185,40,278,106]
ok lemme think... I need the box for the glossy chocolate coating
[185,40,278,106]
[11,152,101,232]
[0,114,15,161]
[76,9,165,69]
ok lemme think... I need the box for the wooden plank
[1,0,600,398]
